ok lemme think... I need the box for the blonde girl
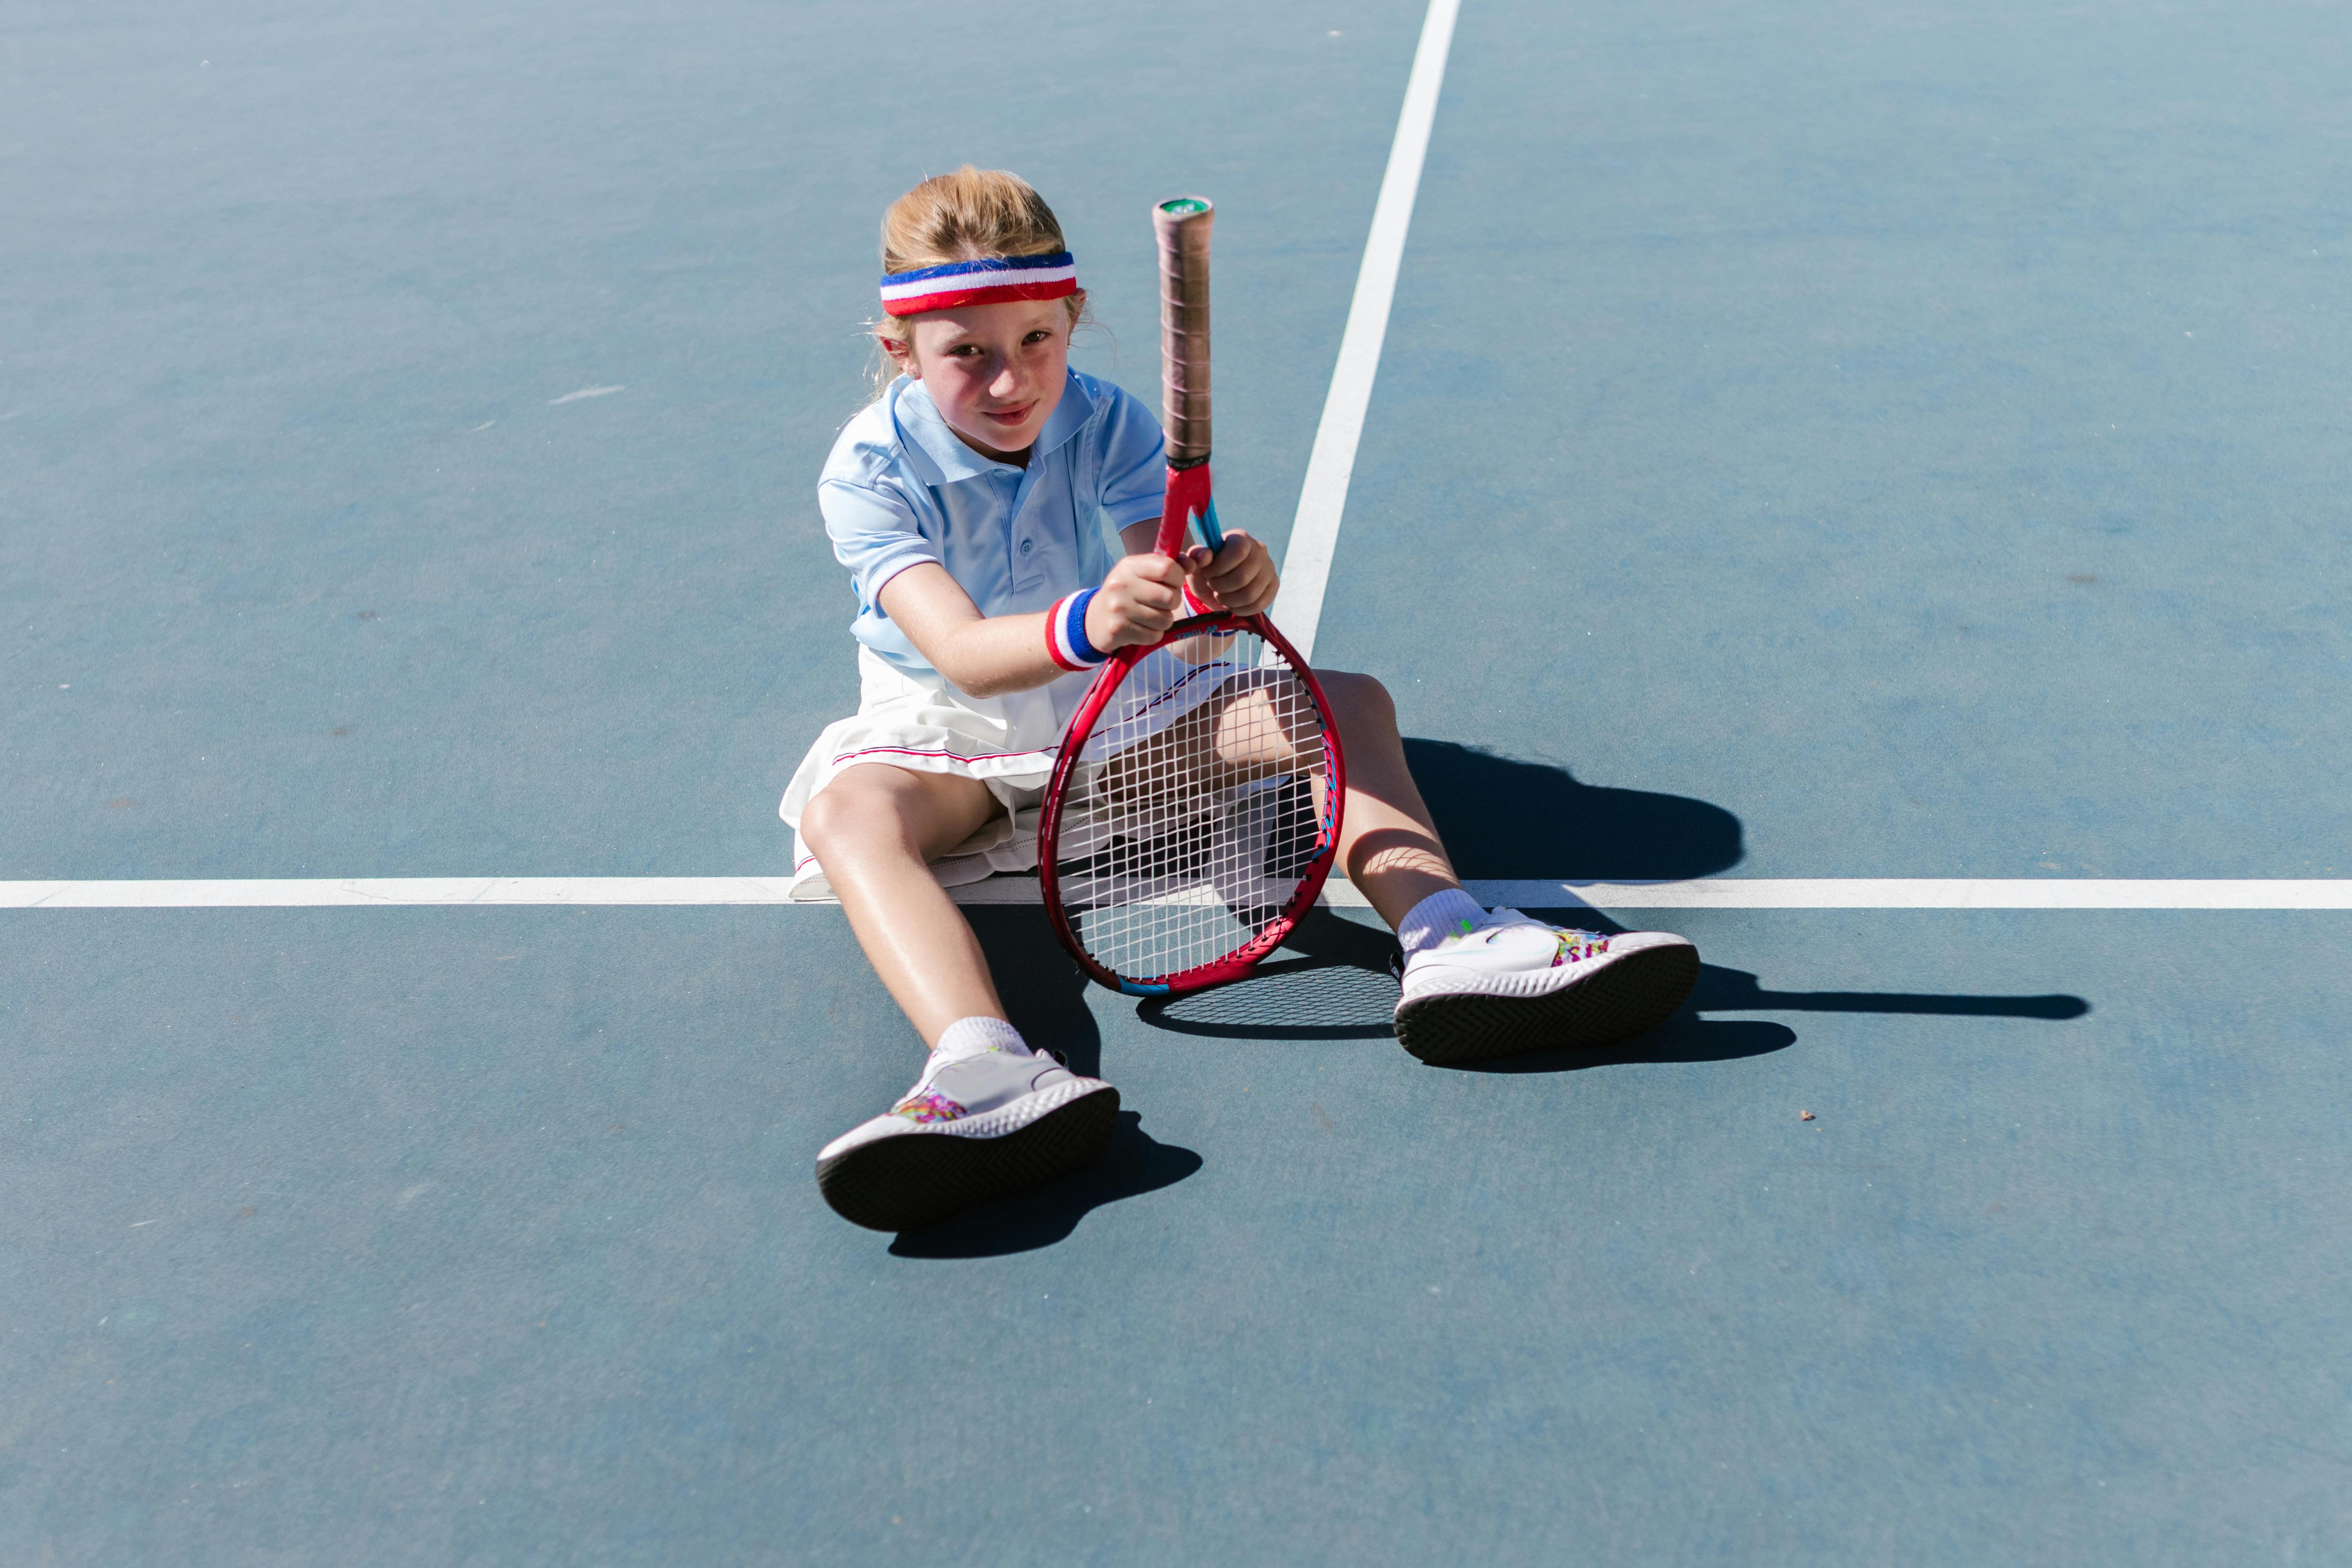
[787,168,1700,1231]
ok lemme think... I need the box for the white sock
[931,1015,1031,1063]
[1397,887,1488,957]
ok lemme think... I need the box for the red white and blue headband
[878,251,1079,317]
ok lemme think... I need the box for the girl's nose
[988,360,1023,398]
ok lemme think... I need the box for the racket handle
[1153,196,1214,467]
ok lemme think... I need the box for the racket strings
[1061,626,1331,984]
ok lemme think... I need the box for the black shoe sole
[816,1085,1121,1232]
[1394,942,1701,1066]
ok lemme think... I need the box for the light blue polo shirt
[817,367,1166,686]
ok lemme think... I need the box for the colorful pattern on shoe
[890,1089,965,1124]
[1549,930,1610,964]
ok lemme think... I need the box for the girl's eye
[1024,330,1052,345]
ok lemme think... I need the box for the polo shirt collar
[890,369,1098,487]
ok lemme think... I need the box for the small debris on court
[1800,1110,1816,1121]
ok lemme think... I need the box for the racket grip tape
[1153,196,1214,466]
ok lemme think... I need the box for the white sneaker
[1393,909,1699,1064]
[816,1044,1120,1231]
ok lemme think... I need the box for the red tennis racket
[1038,196,1347,997]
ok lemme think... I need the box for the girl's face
[888,296,1077,461]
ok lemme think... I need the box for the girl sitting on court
[786,167,1700,1231]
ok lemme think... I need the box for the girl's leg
[1111,664,1463,931]
[803,762,1122,1233]
[795,762,1008,1049]
[1314,670,1468,932]
[1311,668,1700,1066]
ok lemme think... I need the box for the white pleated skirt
[779,648,1082,901]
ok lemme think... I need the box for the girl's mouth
[980,403,1034,426]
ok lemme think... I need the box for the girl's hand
[1084,551,1188,651]
[1181,530,1279,618]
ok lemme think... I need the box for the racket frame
[1037,191,1346,996]
[1038,578,1347,997]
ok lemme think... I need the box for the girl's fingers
[1112,556,1183,588]
[1208,564,1268,599]
[1206,537,1262,584]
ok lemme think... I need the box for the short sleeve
[819,476,939,608]
[1094,383,1168,529]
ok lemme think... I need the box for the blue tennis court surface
[5,1,2348,1562]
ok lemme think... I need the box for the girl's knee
[1318,668,1397,731]
[799,772,913,856]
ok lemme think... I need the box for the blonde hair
[870,166,1091,387]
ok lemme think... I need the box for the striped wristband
[1045,588,1106,671]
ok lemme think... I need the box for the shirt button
[1019,539,1033,555]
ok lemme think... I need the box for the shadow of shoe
[1444,1011,1800,1072]
[1689,966,2091,1020]
[1434,961,2090,1072]
[888,1111,1202,1259]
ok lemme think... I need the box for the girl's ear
[879,331,920,380]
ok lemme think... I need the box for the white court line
[1266,0,1461,664]
[6,879,2350,910]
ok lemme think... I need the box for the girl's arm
[877,549,1188,699]
[879,520,1284,700]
